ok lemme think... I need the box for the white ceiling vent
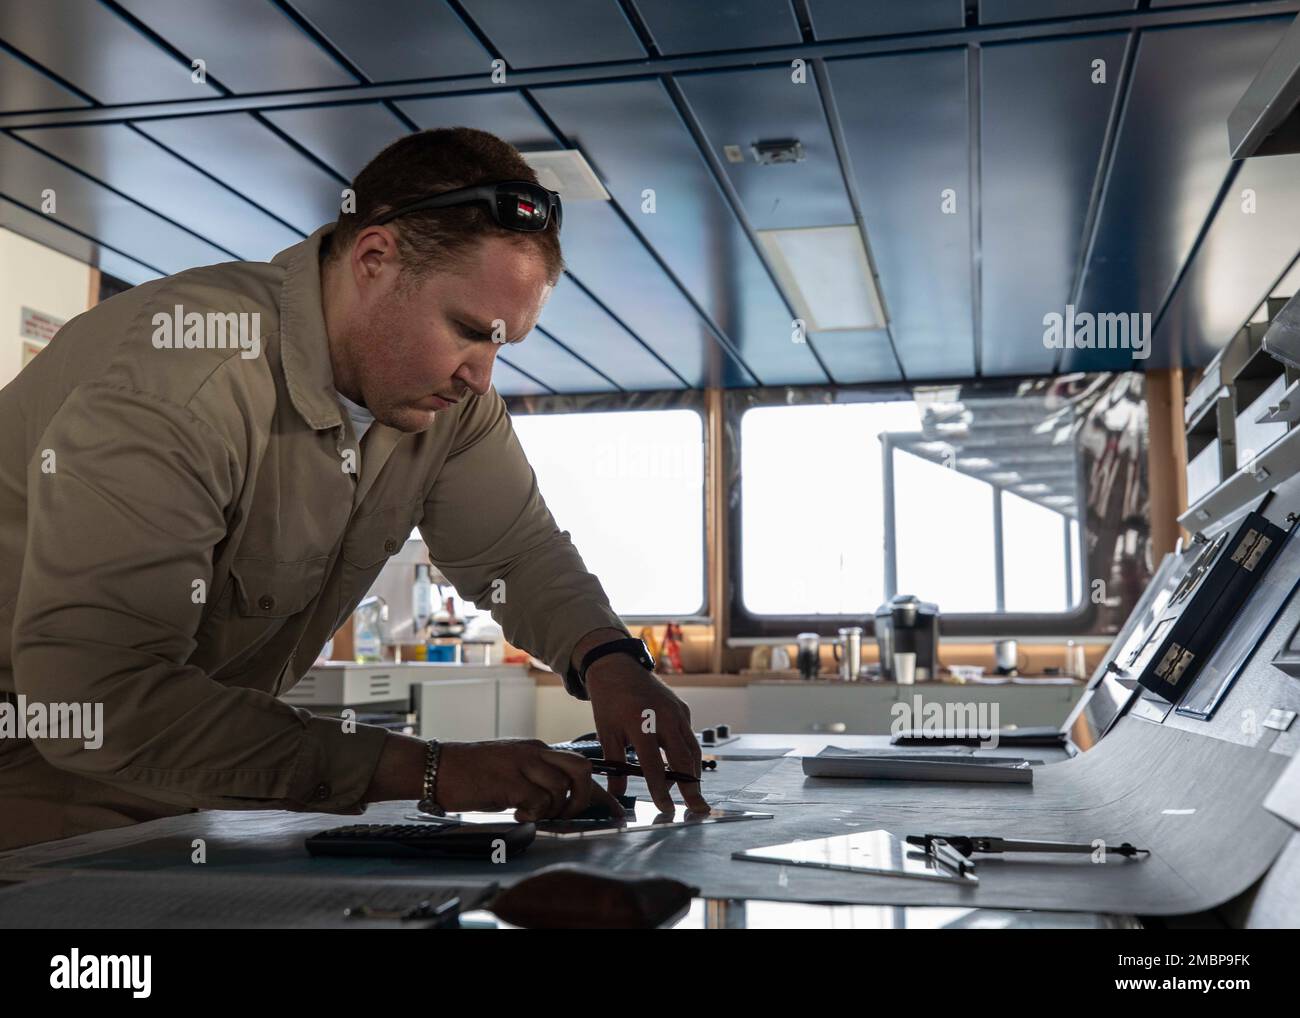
[521,150,610,201]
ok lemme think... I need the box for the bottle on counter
[412,564,433,640]
[353,596,386,663]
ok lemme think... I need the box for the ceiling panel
[290,0,490,81]
[807,329,902,383]
[1067,17,1290,372]
[536,77,829,385]
[459,0,645,69]
[113,0,357,93]
[2,198,159,285]
[0,134,230,273]
[13,124,303,260]
[135,113,344,236]
[0,46,90,112]
[1159,153,1300,369]
[980,32,1127,377]
[539,276,684,390]
[397,91,558,149]
[807,0,965,40]
[676,65,902,384]
[557,199,755,389]
[979,0,1136,23]
[634,0,801,55]
[0,0,221,103]
[493,358,551,395]
[398,86,754,388]
[828,48,974,380]
[675,66,855,230]
[498,328,617,392]
[262,103,409,180]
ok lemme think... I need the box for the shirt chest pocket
[340,501,423,570]
[333,501,424,627]
[231,557,331,617]
[203,557,331,683]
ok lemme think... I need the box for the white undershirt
[335,388,375,443]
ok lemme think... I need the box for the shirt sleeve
[12,381,389,813]
[421,387,629,699]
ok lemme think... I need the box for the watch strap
[577,637,653,686]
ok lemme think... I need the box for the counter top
[532,669,1084,688]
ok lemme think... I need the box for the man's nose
[455,348,497,397]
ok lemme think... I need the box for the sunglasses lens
[497,184,557,232]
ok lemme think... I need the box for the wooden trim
[1146,368,1189,557]
[86,265,101,309]
[705,387,728,673]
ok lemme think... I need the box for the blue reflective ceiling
[1067,17,1291,372]
[829,48,975,380]
[0,0,1297,394]
[979,31,1128,376]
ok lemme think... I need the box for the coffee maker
[874,595,941,681]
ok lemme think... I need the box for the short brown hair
[329,127,563,282]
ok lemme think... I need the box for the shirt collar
[273,224,345,432]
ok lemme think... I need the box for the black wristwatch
[571,636,655,689]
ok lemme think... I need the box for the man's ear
[352,226,400,289]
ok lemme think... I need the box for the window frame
[503,388,710,625]
[726,383,1099,639]
[885,437,1082,613]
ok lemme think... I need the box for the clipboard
[733,829,979,885]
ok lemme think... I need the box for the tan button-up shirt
[0,226,626,846]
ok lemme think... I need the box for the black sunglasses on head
[368,180,562,234]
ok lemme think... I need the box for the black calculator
[548,739,606,758]
[306,822,535,859]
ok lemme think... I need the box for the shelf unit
[1181,296,1300,529]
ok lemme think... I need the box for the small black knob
[700,728,716,745]
[716,724,730,739]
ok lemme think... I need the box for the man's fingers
[630,732,674,814]
[512,781,559,823]
[520,760,575,818]
[680,713,704,773]
[597,727,628,798]
[665,720,710,812]
[540,750,603,818]
[586,779,626,819]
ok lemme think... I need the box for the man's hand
[436,739,624,823]
[586,656,710,815]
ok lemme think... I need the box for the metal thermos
[995,639,1020,675]
[1065,640,1087,679]
[837,626,864,681]
[796,632,821,680]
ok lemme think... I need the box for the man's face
[344,232,552,433]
